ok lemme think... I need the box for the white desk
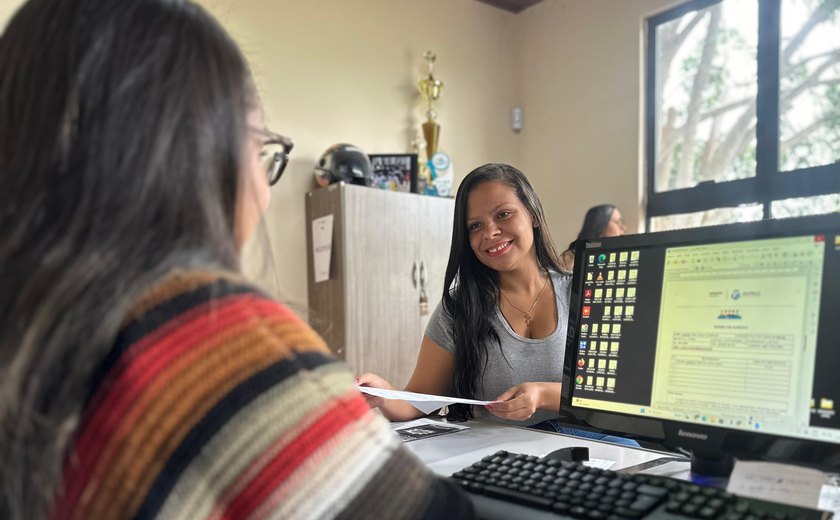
[402,420,840,516]
[402,420,690,479]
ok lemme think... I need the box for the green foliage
[730,146,756,180]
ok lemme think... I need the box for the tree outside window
[646,0,840,232]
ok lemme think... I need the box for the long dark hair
[0,0,252,517]
[442,164,564,417]
[566,204,617,251]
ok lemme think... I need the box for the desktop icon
[821,398,834,411]
[584,289,593,298]
[575,375,584,385]
[580,324,589,333]
[598,253,606,263]
[582,306,591,317]
[579,340,588,349]
[577,358,585,367]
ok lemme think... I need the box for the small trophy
[417,51,444,159]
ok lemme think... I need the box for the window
[646,0,840,231]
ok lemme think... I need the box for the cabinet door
[343,185,422,387]
[416,196,455,343]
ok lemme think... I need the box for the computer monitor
[562,213,840,476]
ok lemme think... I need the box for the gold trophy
[417,51,444,159]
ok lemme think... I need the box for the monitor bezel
[561,213,840,472]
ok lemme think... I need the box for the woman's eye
[468,222,480,232]
[498,210,511,219]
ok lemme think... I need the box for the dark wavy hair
[0,0,252,517]
[442,164,564,418]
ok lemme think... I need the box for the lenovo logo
[677,429,708,441]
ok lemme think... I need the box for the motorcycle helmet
[314,144,373,187]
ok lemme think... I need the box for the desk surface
[402,420,840,515]
[402,420,690,479]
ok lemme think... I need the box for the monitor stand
[690,450,734,477]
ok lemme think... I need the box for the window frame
[645,0,840,228]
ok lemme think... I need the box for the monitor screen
[563,214,840,473]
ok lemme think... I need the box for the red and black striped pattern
[50,271,472,520]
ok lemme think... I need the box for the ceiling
[475,0,545,14]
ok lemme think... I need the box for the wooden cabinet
[305,183,454,387]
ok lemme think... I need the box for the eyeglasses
[258,130,294,186]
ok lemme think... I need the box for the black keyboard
[451,450,832,520]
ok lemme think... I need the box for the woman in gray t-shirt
[358,163,572,427]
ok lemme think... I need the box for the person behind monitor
[561,204,628,271]
[357,164,635,445]
[0,1,473,518]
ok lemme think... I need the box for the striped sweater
[51,271,473,519]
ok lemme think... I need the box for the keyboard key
[636,484,668,498]
[552,500,571,514]
[482,484,553,509]
[628,494,660,513]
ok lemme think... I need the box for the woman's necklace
[500,274,549,327]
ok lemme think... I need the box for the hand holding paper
[357,386,497,415]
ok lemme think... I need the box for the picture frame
[368,153,418,193]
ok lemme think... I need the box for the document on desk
[726,460,825,509]
[391,418,469,443]
[357,386,496,414]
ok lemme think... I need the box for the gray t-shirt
[425,271,572,426]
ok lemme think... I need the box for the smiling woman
[358,164,569,425]
[357,164,639,446]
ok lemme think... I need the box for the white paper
[726,460,825,509]
[819,481,840,516]
[637,460,690,477]
[311,215,334,283]
[390,418,470,432]
[357,386,496,415]
[583,458,616,470]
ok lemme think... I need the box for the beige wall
[202,0,521,309]
[2,0,684,309]
[511,0,676,248]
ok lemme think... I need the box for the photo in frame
[369,153,418,193]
